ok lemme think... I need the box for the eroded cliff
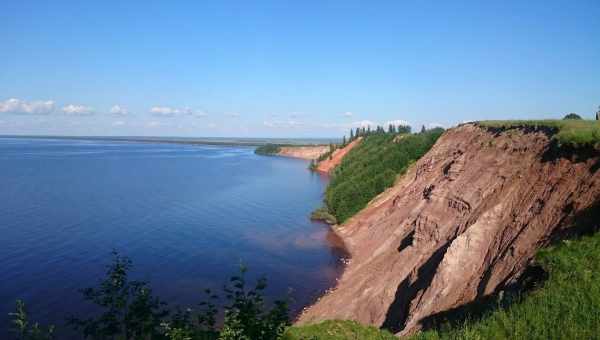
[298,123,600,336]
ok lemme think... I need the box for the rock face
[298,124,600,336]
[277,145,329,160]
[316,138,362,173]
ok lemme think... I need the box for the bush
[323,128,444,223]
[11,253,290,340]
[563,113,582,120]
[478,120,600,148]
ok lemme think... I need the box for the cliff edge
[298,123,600,336]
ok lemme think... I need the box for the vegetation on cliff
[255,143,283,156]
[323,128,444,223]
[478,119,600,148]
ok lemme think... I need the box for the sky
[1,0,599,138]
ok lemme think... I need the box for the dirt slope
[316,138,362,173]
[277,145,329,160]
[298,123,600,336]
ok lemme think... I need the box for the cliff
[298,123,600,336]
[278,145,329,160]
[315,138,362,173]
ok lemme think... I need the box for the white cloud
[207,123,217,128]
[427,122,445,129]
[0,98,55,114]
[351,120,377,128]
[263,119,304,129]
[62,104,94,115]
[150,106,190,116]
[150,106,207,117]
[343,111,353,117]
[225,112,240,118]
[110,105,128,115]
[384,119,411,128]
[146,121,160,127]
[112,120,126,126]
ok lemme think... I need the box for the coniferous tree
[350,129,354,141]
[342,135,346,145]
[421,125,426,133]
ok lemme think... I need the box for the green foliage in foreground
[10,252,290,340]
[478,119,600,148]
[324,128,444,223]
[284,320,396,340]
[255,144,283,156]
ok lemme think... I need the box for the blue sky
[1,1,599,137]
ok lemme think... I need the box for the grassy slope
[478,119,600,147]
[324,129,444,223]
[286,230,600,339]
[284,320,397,340]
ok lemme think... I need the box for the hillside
[324,129,444,223]
[297,122,600,336]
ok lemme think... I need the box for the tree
[355,127,361,138]
[342,135,346,145]
[9,300,55,340]
[350,129,354,141]
[68,251,169,339]
[421,125,426,133]
[563,113,582,120]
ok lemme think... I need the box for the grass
[285,230,600,339]
[284,320,397,340]
[477,119,600,148]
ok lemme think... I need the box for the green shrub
[11,253,289,340]
[323,128,444,223]
[310,207,338,225]
[477,120,600,148]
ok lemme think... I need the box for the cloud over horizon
[110,105,129,115]
[0,98,55,114]
[62,104,94,115]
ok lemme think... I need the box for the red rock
[297,123,600,336]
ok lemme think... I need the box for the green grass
[324,129,444,223]
[284,320,397,340]
[477,119,600,148]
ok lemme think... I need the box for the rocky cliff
[298,123,600,336]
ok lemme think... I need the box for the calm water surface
[0,137,343,337]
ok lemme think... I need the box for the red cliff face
[298,124,600,336]
[316,138,362,174]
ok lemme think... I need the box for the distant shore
[0,134,340,148]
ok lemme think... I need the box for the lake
[0,137,344,338]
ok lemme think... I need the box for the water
[0,137,344,338]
